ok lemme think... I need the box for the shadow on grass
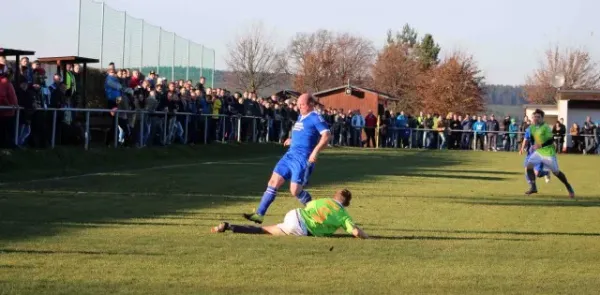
[0,146,495,243]
[453,199,600,208]
[336,234,526,241]
[365,227,600,237]
[0,248,163,256]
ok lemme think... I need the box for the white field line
[0,156,274,187]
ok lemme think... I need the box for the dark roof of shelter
[275,89,302,98]
[314,84,396,100]
[0,48,35,56]
[37,56,100,64]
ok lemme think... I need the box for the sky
[1,0,598,85]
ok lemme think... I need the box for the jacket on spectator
[395,114,407,128]
[0,76,18,117]
[351,114,365,128]
[486,119,499,132]
[199,96,211,115]
[473,121,487,135]
[48,82,65,108]
[508,121,519,138]
[104,75,122,102]
[16,85,35,123]
[365,113,377,128]
[462,118,472,131]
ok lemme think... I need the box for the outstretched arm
[351,226,369,239]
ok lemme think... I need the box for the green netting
[77,0,214,82]
[124,15,143,70]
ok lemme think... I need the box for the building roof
[523,104,557,109]
[0,48,35,56]
[37,56,100,64]
[275,89,301,98]
[556,89,600,101]
[314,84,397,100]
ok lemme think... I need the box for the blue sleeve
[524,128,531,140]
[313,114,330,133]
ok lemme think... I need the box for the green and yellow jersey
[529,123,555,157]
[299,198,355,237]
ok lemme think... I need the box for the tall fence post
[13,109,20,147]
[76,0,82,56]
[211,49,215,88]
[186,40,190,81]
[237,117,241,143]
[200,45,204,82]
[157,27,161,75]
[99,1,105,69]
[139,20,144,72]
[84,111,90,150]
[171,32,176,81]
[113,112,119,148]
[122,11,127,68]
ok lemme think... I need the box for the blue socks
[256,187,312,216]
[297,190,312,205]
[257,186,277,216]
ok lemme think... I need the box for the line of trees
[225,22,600,114]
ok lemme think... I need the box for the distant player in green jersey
[211,189,369,239]
[525,109,575,198]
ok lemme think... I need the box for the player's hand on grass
[308,153,317,163]
[519,149,524,155]
[283,139,291,146]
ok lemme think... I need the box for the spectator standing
[486,114,499,151]
[0,72,18,148]
[473,116,487,150]
[15,79,35,146]
[508,118,519,151]
[570,123,582,153]
[501,116,511,151]
[364,110,377,148]
[552,118,566,153]
[461,115,473,149]
[583,116,596,154]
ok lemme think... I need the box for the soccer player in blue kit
[243,93,331,224]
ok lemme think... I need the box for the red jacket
[129,76,141,88]
[365,113,377,127]
[0,77,18,117]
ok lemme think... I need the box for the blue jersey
[288,112,330,159]
[524,127,536,155]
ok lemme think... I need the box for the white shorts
[526,152,559,173]
[277,209,308,236]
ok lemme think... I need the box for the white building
[523,90,600,149]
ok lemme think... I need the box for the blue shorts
[273,153,315,186]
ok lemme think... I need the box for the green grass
[1,146,600,294]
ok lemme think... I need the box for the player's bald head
[297,93,315,105]
[297,93,316,115]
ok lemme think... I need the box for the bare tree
[289,30,375,92]
[524,46,600,104]
[226,22,287,93]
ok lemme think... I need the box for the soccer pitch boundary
[0,156,275,187]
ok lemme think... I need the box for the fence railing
[1,106,599,155]
[77,0,215,86]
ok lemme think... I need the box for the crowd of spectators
[1,57,599,155]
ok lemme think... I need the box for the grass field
[1,146,600,294]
